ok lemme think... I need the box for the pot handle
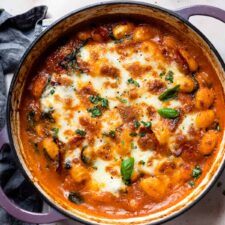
[175,5,225,22]
[0,127,66,224]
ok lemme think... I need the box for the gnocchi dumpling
[42,137,59,160]
[152,121,170,145]
[195,88,214,109]
[175,76,195,93]
[179,48,198,72]
[133,25,158,42]
[112,22,134,39]
[196,110,215,129]
[70,163,90,183]
[199,130,218,155]
[139,175,170,202]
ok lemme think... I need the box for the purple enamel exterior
[176,5,225,22]
[0,3,225,224]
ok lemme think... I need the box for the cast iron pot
[1,2,225,225]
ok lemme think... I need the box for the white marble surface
[1,0,225,224]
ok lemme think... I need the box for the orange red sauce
[19,18,224,218]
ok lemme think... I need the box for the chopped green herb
[139,160,145,165]
[188,181,195,187]
[87,106,102,117]
[192,165,202,179]
[141,121,152,128]
[159,71,166,78]
[158,85,180,102]
[50,89,55,95]
[121,140,125,145]
[165,70,174,83]
[158,108,180,119]
[100,98,109,108]
[134,120,140,128]
[109,130,116,138]
[89,95,108,108]
[92,166,98,170]
[127,78,140,87]
[68,192,84,204]
[121,157,134,185]
[89,95,101,104]
[52,127,59,138]
[131,142,136,149]
[130,132,138,137]
[103,130,116,138]
[139,133,146,137]
[75,129,86,136]
[116,96,128,104]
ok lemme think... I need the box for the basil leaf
[192,165,202,179]
[121,157,134,185]
[68,192,84,204]
[158,108,179,119]
[127,78,140,87]
[158,85,180,101]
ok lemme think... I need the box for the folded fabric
[0,6,47,225]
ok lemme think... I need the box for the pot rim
[6,1,225,225]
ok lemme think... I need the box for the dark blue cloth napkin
[0,6,47,225]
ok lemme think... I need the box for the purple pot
[1,2,225,224]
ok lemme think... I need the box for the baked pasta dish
[19,18,225,218]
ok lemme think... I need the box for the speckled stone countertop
[1,0,225,224]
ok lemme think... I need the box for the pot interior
[8,2,225,224]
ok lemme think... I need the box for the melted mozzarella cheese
[177,113,197,136]
[91,159,125,195]
[40,38,195,195]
